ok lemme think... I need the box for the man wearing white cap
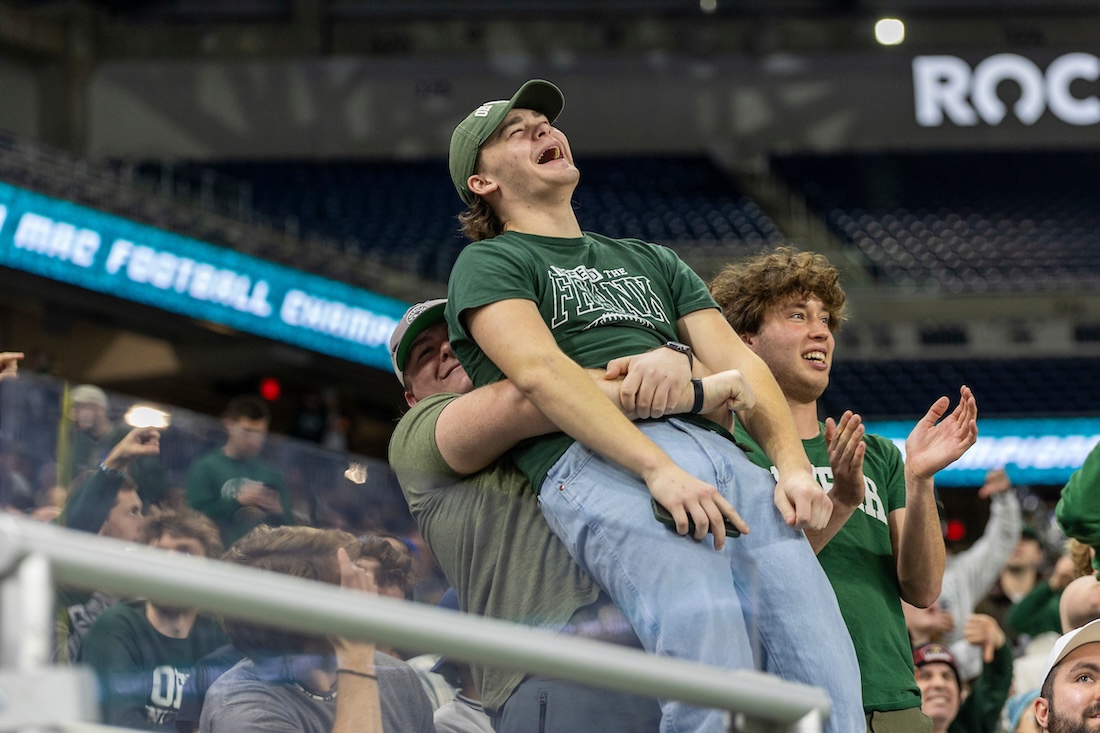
[1034,617,1100,732]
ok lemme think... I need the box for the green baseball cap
[449,79,566,205]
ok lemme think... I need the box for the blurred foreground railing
[0,515,830,732]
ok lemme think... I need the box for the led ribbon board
[0,181,406,370]
[867,417,1100,487]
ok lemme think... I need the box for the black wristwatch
[662,341,693,370]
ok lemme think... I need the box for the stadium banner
[0,180,405,370]
[85,51,1100,161]
[866,416,1100,488]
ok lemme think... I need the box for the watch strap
[663,341,694,370]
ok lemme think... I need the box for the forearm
[986,490,1023,556]
[896,471,946,607]
[948,494,1022,611]
[966,642,1014,733]
[436,380,555,474]
[806,502,861,554]
[332,649,382,733]
[726,354,812,475]
[62,470,124,533]
[438,364,727,475]
[511,352,678,481]
[463,300,692,483]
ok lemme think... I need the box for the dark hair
[457,152,505,242]
[142,506,223,559]
[709,246,847,335]
[458,195,505,243]
[1041,663,1057,702]
[223,395,270,423]
[357,535,416,599]
[219,525,359,658]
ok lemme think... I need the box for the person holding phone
[186,395,291,545]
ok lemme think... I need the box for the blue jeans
[538,419,863,733]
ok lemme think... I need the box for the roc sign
[913,52,1100,127]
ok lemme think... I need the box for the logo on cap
[404,302,432,324]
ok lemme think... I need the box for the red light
[259,377,281,401]
[945,519,966,542]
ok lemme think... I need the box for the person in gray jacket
[904,468,1022,680]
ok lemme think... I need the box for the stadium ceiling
[4,0,1094,62]
[11,0,1100,21]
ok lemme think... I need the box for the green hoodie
[1055,442,1100,576]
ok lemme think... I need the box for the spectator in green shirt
[185,395,290,545]
[79,507,228,730]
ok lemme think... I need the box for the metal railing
[0,515,830,732]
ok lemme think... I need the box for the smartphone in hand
[651,498,741,538]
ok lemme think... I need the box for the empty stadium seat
[774,151,1100,293]
[825,357,1100,418]
[187,156,783,281]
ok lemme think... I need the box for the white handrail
[0,515,830,731]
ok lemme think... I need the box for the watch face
[665,341,690,354]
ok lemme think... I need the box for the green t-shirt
[388,392,601,712]
[78,600,228,730]
[185,451,290,546]
[733,420,919,713]
[1057,441,1100,575]
[446,230,717,491]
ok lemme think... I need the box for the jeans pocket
[541,443,598,496]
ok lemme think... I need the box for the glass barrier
[0,372,790,732]
[0,372,415,539]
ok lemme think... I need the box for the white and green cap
[1041,617,1100,690]
[449,79,565,205]
[389,299,448,387]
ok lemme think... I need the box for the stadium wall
[83,49,1100,162]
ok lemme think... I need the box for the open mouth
[537,145,563,164]
[802,351,827,363]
